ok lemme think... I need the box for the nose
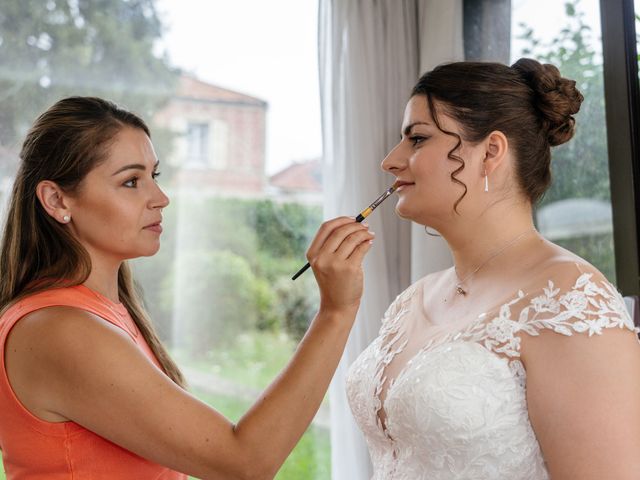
[151,182,170,210]
[381,141,406,174]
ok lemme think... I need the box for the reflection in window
[512,0,617,281]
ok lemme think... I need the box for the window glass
[0,0,327,478]
[512,0,617,281]
[186,122,209,168]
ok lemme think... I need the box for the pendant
[455,284,467,295]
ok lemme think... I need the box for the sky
[511,0,602,61]
[154,0,322,175]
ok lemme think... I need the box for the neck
[439,202,537,281]
[81,251,123,303]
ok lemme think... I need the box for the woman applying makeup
[0,96,375,479]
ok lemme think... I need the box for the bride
[346,58,640,479]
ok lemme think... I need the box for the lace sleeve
[519,272,637,338]
[468,264,640,362]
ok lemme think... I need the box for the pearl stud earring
[63,215,70,223]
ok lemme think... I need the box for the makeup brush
[291,181,398,280]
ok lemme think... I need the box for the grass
[174,330,299,391]
[182,330,332,479]
[191,390,330,480]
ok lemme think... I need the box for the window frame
[600,0,640,295]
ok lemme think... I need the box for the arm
[522,327,640,479]
[6,217,374,480]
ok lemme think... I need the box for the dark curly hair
[411,58,584,211]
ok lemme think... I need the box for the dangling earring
[484,169,489,193]
[424,226,442,237]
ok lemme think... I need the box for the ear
[36,180,72,224]
[482,130,509,176]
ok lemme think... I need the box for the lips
[143,221,163,233]
[394,180,415,191]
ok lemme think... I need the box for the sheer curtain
[318,1,463,478]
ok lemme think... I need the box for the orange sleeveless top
[0,285,188,479]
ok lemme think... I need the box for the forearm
[232,306,357,477]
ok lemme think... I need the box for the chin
[395,203,419,222]
[130,243,161,258]
[143,245,161,257]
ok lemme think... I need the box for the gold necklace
[454,229,535,296]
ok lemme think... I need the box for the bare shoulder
[525,238,608,286]
[6,305,139,421]
[7,304,134,365]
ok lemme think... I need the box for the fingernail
[369,240,374,244]
[362,222,369,227]
[369,231,375,235]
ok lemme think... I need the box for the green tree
[518,0,609,206]
[517,0,617,280]
[174,249,264,356]
[0,0,178,174]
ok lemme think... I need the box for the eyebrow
[403,121,431,136]
[111,160,160,176]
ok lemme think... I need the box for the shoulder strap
[0,286,128,340]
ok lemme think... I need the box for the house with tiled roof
[268,158,322,205]
[154,75,268,196]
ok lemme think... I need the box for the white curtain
[318,1,463,478]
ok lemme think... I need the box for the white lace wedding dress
[346,262,638,479]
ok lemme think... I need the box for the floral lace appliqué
[424,272,640,388]
[345,271,638,480]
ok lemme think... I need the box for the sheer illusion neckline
[372,282,530,436]
[371,267,638,436]
[374,277,556,440]
[346,265,637,480]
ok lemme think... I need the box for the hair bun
[511,58,584,146]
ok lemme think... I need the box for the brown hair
[411,58,584,210]
[0,96,185,387]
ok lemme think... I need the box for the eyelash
[410,136,428,146]
[123,171,161,188]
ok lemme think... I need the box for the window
[0,0,326,478]
[185,122,209,168]
[142,0,327,476]
[511,0,617,280]
[210,119,229,170]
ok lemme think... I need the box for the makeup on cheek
[291,182,399,280]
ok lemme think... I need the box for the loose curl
[411,58,584,211]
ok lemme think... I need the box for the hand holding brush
[292,182,398,280]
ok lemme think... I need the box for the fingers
[307,217,375,313]
[344,233,374,265]
[313,222,372,259]
[305,216,356,259]
[333,228,375,260]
